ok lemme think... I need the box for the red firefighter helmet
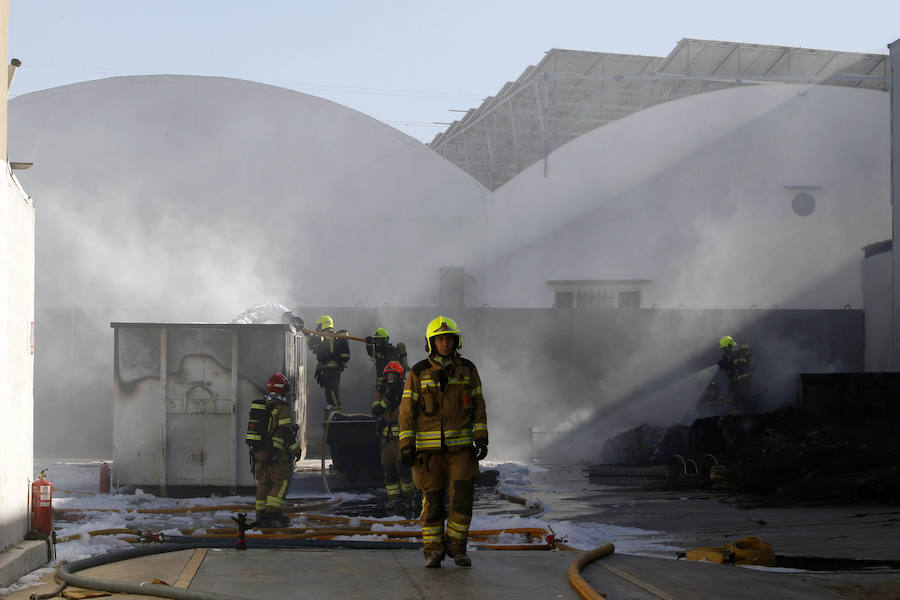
[382,361,405,384]
[266,372,290,396]
[383,361,404,377]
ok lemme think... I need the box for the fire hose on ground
[60,523,555,549]
[53,537,422,600]
[52,539,659,600]
[566,543,679,600]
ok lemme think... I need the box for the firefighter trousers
[412,450,478,556]
[254,457,292,517]
[316,368,342,410]
[380,438,413,499]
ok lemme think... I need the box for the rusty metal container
[110,322,306,495]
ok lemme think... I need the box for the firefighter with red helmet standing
[399,316,488,568]
[372,361,415,512]
[246,373,301,528]
[307,315,351,412]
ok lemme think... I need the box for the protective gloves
[400,446,416,467]
[474,438,488,461]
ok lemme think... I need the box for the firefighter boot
[256,509,274,528]
[453,551,472,567]
[445,536,472,567]
[424,551,445,568]
[270,512,290,528]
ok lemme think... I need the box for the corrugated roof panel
[429,38,888,190]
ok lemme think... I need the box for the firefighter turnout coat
[398,355,488,455]
[249,396,300,516]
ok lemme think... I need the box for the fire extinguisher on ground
[31,469,53,535]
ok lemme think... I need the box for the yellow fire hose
[568,544,616,600]
[60,525,549,544]
[496,490,527,505]
[55,499,339,516]
[567,543,678,600]
[300,327,367,343]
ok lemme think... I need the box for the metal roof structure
[429,38,889,190]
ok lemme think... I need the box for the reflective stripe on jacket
[269,401,299,459]
[372,389,402,441]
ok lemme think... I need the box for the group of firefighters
[247,312,755,568]
[248,314,487,568]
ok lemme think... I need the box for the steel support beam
[891,38,900,369]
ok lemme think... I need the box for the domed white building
[10,75,490,317]
[470,83,889,310]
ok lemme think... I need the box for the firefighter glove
[474,439,488,461]
[716,358,728,369]
[400,446,416,467]
[292,449,303,462]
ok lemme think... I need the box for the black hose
[57,543,248,600]
[57,537,422,600]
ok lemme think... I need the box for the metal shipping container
[110,322,306,495]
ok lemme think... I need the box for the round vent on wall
[792,192,815,217]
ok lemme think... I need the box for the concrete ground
[6,544,898,600]
[5,463,900,599]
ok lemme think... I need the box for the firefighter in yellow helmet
[307,315,351,412]
[398,316,488,568]
[716,335,757,413]
[365,327,409,390]
[371,361,415,512]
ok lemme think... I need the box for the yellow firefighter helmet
[426,316,461,354]
[315,315,335,331]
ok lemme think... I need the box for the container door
[165,354,233,486]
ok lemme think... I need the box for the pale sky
[8,1,900,143]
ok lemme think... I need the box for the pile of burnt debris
[594,373,900,505]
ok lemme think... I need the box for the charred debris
[592,373,900,505]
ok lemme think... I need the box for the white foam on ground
[1,458,679,596]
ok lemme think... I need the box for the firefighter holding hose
[307,315,351,413]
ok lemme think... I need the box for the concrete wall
[864,246,892,371]
[0,0,36,553]
[0,170,33,551]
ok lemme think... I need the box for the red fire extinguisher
[99,462,111,494]
[31,469,53,535]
